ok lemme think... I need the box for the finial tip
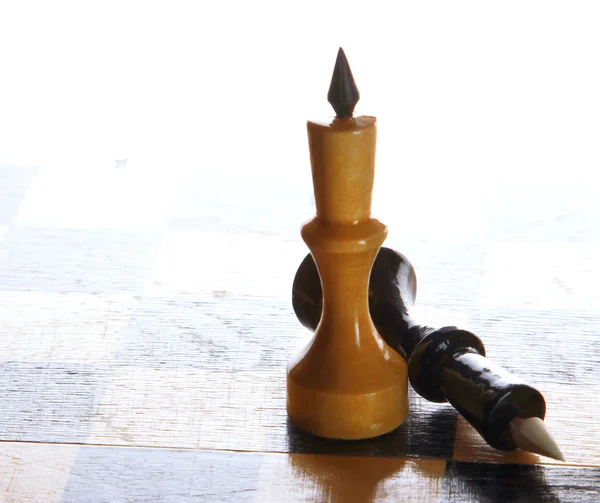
[510,417,565,462]
[327,47,360,118]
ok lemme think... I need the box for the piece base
[286,376,409,440]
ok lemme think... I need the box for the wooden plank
[0,362,109,444]
[148,230,307,298]
[0,228,161,293]
[0,288,598,466]
[0,291,135,364]
[115,294,303,372]
[0,443,447,503]
[0,442,79,503]
[471,308,600,387]
[2,442,598,503]
[443,461,600,503]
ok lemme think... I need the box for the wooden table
[2,0,600,499]
[1,150,599,502]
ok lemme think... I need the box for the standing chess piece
[286,48,409,440]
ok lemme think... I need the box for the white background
[1,1,599,232]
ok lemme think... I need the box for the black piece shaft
[292,247,546,451]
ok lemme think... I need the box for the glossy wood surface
[1,154,599,501]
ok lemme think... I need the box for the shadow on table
[285,405,586,502]
[286,404,458,459]
[443,462,561,503]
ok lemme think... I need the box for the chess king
[286,48,409,439]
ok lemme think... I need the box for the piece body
[286,118,409,440]
[292,248,557,454]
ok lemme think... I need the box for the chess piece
[286,49,409,440]
[292,247,564,461]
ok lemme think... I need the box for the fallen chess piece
[292,247,564,462]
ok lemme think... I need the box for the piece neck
[307,116,377,224]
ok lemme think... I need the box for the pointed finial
[510,417,565,462]
[327,47,360,118]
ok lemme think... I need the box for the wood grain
[0,442,446,503]
[2,443,598,503]
[0,228,161,293]
[443,461,600,503]
[0,442,78,503]
[0,291,135,364]
[0,362,109,443]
